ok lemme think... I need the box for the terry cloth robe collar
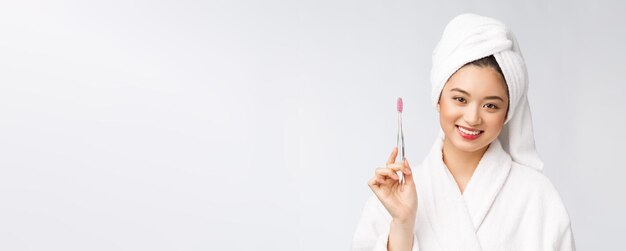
[419,134,512,250]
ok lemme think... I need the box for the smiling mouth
[456,125,484,135]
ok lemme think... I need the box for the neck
[441,137,490,194]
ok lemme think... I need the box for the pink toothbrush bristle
[397,97,403,113]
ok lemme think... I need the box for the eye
[453,97,466,103]
[484,103,498,109]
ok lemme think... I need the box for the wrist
[391,216,415,229]
[388,218,415,251]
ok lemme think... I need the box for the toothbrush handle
[397,113,406,185]
[397,113,402,159]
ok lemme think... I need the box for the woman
[352,14,575,251]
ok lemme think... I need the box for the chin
[452,139,490,153]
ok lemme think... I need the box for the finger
[368,178,394,197]
[385,163,405,172]
[376,177,388,185]
[375,168,400,180]
[375,167,399,180]
[368,177,379,187]
[386,147,398,165]
[368,176,388,188]
[402,158,415,185]
[402,158,412,175]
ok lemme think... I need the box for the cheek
[485,112,507,128]
[439,102,462,123]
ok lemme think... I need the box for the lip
[456,125,483,140]
[457,125,483,132]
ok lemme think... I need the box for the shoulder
[490,163,576,249]
[508,162,551,188]
[506,162,573,227]
[508,162,564,199]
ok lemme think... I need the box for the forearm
[387,218,415,251]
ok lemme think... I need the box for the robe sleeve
[351,195,419,251]
[539,175,577,251]
[556,223,576,251]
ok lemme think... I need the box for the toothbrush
[396,97,406,186]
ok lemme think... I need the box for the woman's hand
[368,147,417,224]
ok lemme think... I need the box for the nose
[463,105,482,126]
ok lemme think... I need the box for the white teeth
[458,126,481,135]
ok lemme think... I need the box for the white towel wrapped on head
[430,13,543,172]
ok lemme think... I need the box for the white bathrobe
[351,135,576,251]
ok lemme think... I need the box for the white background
[1,0,624,250]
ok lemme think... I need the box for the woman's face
[438,65,509,153]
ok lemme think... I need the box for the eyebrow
[450,88,505,102]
